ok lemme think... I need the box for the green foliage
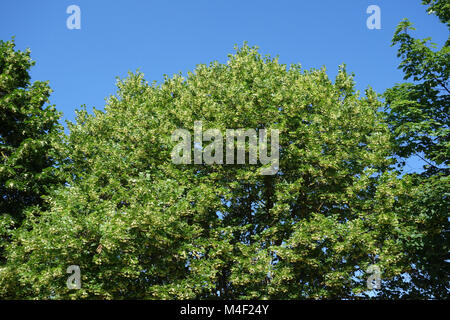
[0,44,419,299]
[381,1,449,299]
[0,39,64,265]
[380,174,449,299]
[423,0,450,32]
[384,17,449,170]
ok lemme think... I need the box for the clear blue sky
[1,0,448,171]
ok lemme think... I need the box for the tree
[0,39,63,265]
[0,44,418,299]
[381,0,449,299]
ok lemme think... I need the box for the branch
[415,152,437,169]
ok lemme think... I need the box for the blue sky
[1,0,448,171]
